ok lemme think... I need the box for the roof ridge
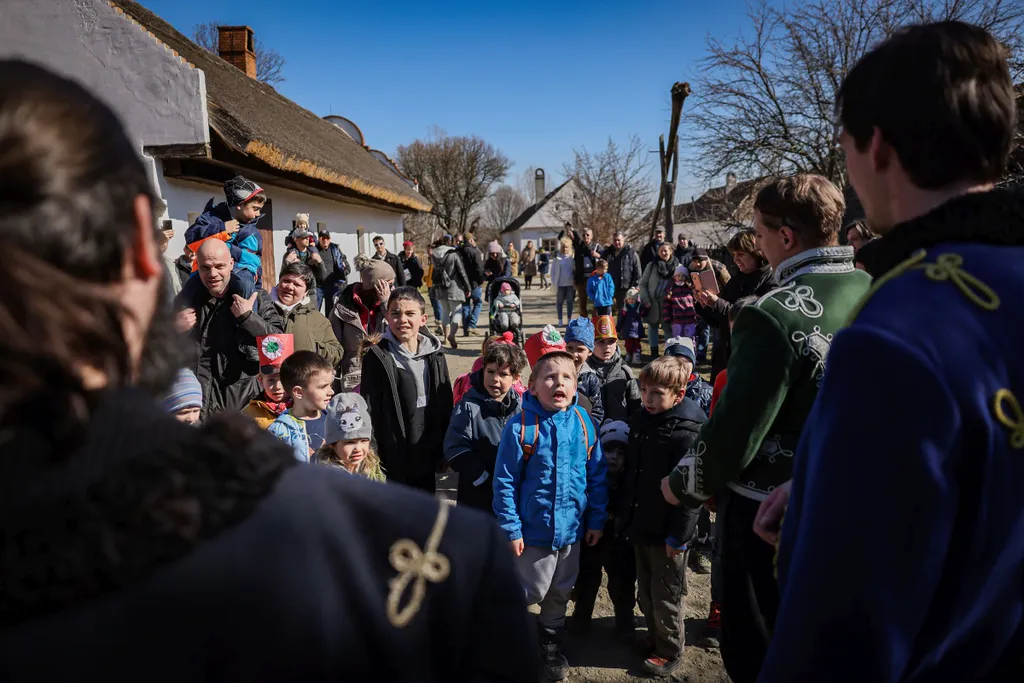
[108,2,196,71]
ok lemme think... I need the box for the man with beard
[563,223,603,317]
[0,60,538,682]
[755,23,1024,683]
[176,239,284,418]
[603,231,642,312]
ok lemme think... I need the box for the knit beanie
[223,175,263,206]
[565,317,595,351]
[325,393,373,444]
[664,336,697,365]
[600,420,630,448]
[674,265,689,278]
[625,287,640,303]
[524,325,567,367]
[360,259,396,289]
[162,369,202,413]
[487,240,503,255]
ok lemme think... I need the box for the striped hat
[162,369,203,413]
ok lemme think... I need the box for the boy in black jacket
[589,315,641,423]
[618,357,708,678]
[361,287,453,494]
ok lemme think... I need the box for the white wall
[510,227,562,252]
[1,0,208,152]
[156,169,404,286]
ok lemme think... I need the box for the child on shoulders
[315,393,385,482]
[185,175,266,286]
[267,351,335,462]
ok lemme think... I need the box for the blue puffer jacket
[586,273,615,308]
[267,412,309,463]
[444,371,523,485]
[185,199,263,285]
[493,393,609,550]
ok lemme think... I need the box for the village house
[0,0,430,287]
[501,169,580,252]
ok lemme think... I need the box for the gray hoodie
[383,327,442,410]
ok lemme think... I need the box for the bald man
[176,240,284,418]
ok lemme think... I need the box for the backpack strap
[574,407,596,460]
[519,412,539,462]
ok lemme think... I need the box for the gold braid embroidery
[993,389,1024,450]
[846,249,928,325]
[386,501,451,628]
[921,253,1000,311]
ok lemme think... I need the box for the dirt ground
[434,283,729,683]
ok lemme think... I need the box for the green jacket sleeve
[313,313,345,368]
[668,305,795,503]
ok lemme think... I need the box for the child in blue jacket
[185,175,266,286]
[586,259,616,315]
[493,341,608,682]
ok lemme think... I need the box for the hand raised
[175,308,197,333]
[231,292,257,318]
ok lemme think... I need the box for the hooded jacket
[453,356,527,406]
[243,397,290,429]
[329,283,386,392]
[185,199,263,285]
[586,272,616,307]
[429,245,472,301]
[618,399,707,546]
[458,244,486,287]
[360,330,453,483]
[588,351,641,423]
[616,301,646,340]
[272,291,344,369]
[267,411,312,463]
[492,394,609,550]
[576,364,606,426]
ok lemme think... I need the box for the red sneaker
[642,655,682,677]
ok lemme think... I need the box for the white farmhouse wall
[0,0,208,152]
[156,169,403,286]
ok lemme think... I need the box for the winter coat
[588,351,641,423]
[586,273,615,308]
[360,333,453,483]
[429,245,472,302]
[551,254,575,288]
[493,393,609,550]
[185,199,263,285]
[272,293,344,369]
[538,252,551,275]
[281,247,328,287]
[320,244,352,291]
[399,252,424,288]
[674,245,693,268]
[243,396,289,430]
[444,371,523,510]
[267,411,311,463]
[174,255,193,289]
[564,230,602,284]
[483,255,512,285]
[453,357,527,406]
[685,374,714,418]
[639,257,679,325]
[329,283,386,392]
[618,399,707,546]
[577,364,606,426]
[520,246,538,277]
[617,302,646,340]
[372,250,407,286]
[507,246,519,275]
[176,273,284,419]
[639,239,666,272]
[696,262,775,379]
[0,389,540,682]
[458,245,486,287]
[663,281,699,326]
[603,244,641,294]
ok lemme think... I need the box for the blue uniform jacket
[185,199,263,285]
[761,230,1024,682]
[492,393,609,550]
[586,273,615,307]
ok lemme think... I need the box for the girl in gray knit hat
[315,393,385,482]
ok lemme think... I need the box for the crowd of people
[0,18,1021,683]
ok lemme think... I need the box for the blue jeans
[430,291,443,323]
[462,286,483,332]
[696,320,711,361]
[556,286,575,323]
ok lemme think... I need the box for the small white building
[502,170,579,252]
[1,0,430,287]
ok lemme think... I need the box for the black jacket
[458,245,486,287]
[639,239,665,272]
[576,366,606,426]
[177,274,284,418]
[697,263,775,379]
[603,244,641,293]
[400,252,425,288]
[564,230,603,284]
[588,351,641,423]
[361,337,454,483]
[372,250,407,286]
[0,389,539,682]
[618,399,707,546]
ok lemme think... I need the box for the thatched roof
[110,0,431,213]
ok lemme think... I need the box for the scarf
[655,256,679,279]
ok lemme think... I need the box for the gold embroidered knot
[921,253,1000,311]
[993,389,1024,449]
[386,501,451,628]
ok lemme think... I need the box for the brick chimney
[218,26,256,79]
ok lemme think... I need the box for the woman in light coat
[550,237,576,327]
[638,243,679,358]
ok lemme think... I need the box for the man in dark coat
[0,59,539,683]
[176,239,284,418]
[371,235,407,286]
[563,223,603,317]
[317,228,351,312]
[674,236,693,268]
[604,231,642,311]
[639,226,667,272]
[458,232,486,334]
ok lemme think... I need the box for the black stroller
[487,276,524,346]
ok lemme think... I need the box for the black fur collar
[865,186,1024,277]
[0,389,295,627]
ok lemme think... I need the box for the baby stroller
[487,276,524,346]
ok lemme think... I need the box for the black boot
[538,624,569,681]
[568,598,595,635]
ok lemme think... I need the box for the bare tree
[556,135,656,246]
[484,186,529,234]
[192,21,287,86]
[396,128,512,237]
[689,0,1024,187]
[517,165,541,204]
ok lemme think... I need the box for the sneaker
[642,655,682,677]
[632,351,643,365]
[539,626,569,681]
[558,319,564,327]
[701,600,721,649]
[689,551,712,575]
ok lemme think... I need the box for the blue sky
[138,0,756,200]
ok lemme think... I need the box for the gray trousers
[636,544,688,658]
[515,542,581,629]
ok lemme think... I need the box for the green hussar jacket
[668,247,871,504]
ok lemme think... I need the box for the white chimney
[725,172,737,193]
[534,168,546,202]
